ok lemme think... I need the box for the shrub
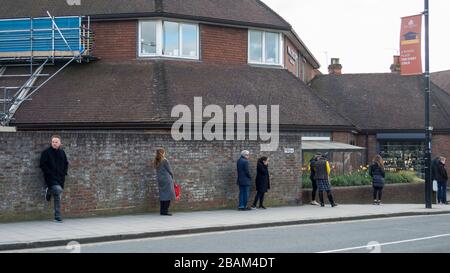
[302,170,422,189]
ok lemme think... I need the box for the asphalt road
[10,214,450,253]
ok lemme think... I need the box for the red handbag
[174,183,181,201]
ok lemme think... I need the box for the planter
[302,182,426,204]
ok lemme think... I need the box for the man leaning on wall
[40,135,69,223]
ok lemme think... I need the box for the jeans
[373,186,383,201]
[311,178,318,201]
[437,181,448,204]
[253,191,265,207]
[238,186,251,209]
[50,185,63,219]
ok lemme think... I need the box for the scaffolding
[0,11,94,126]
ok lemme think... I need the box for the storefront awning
[302,141,365,152]
[377,133,425,141]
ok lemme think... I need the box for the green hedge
[302,171,422,189]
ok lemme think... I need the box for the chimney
[328,58,342,75]
[390,55,400,73]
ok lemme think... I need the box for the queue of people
[38,135,448,222]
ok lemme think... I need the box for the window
[248,30,282,65]
[139,20,199,59]
[140,21,157,55]
[163,21,180,56]
[249,31,263,63]
[181,24,198,58]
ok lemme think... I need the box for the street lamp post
[424,0,432,209]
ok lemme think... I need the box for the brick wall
[302,60,316,83]
[200,24,247,64]
[0,131,302,222]
[284,37,298,77]
[91,21,137,60]
[332,132,351,144]
[355,134,378,166]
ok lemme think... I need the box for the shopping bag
[433,180,438,192]
[174,183,181,201]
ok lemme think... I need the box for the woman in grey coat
[154,148,176,216]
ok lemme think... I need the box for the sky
[262,0,450,74]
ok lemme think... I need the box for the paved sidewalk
[1,204,450,251]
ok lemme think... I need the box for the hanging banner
[400,14,423,76]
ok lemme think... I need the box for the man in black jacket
[436,157,448,205]
[40,135,69,222]
[309,153,321,206]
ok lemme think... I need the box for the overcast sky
[262,0,449,74]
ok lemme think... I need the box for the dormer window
[248,30,283,66]
[139,20,199,59]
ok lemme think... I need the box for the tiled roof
[311,73,450,131]
[4,60,351,129]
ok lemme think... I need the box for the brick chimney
[390,55,400,73]
[328,58,342,75]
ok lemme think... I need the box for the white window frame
[248,29,284,66]
[138,20,162,57]
[138,20,199,60]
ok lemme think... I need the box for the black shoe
[332,203,338,207]
[245,207,252,211]
[320,203,325,207]
[45,187,51,202]
[54,217,63,223]
[161,213,173,216]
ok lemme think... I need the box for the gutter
[14,122,357,133]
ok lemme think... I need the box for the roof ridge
[254,0,291,28]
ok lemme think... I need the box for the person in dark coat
[252,157,270,209]
[369,155,386,205]
[39,135,69,223]
[309,153,321,206]
[314,155,337,207]
[154,148,176,216]
[436,157,448,205]
[432,156,441,182]
[237,150,252,211]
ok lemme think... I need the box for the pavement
[1,204,450,252]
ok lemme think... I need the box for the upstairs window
[139,20,199,59]
[248,30,282,66]
[140,21,157,55]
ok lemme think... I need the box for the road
[8,214,450,253]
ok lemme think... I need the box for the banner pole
[424,0,432,209]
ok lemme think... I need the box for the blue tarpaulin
[0,17,82,54]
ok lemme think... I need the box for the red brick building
[0,0,355,220]
[311,60,450,176]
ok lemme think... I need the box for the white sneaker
[310,201,320,206]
